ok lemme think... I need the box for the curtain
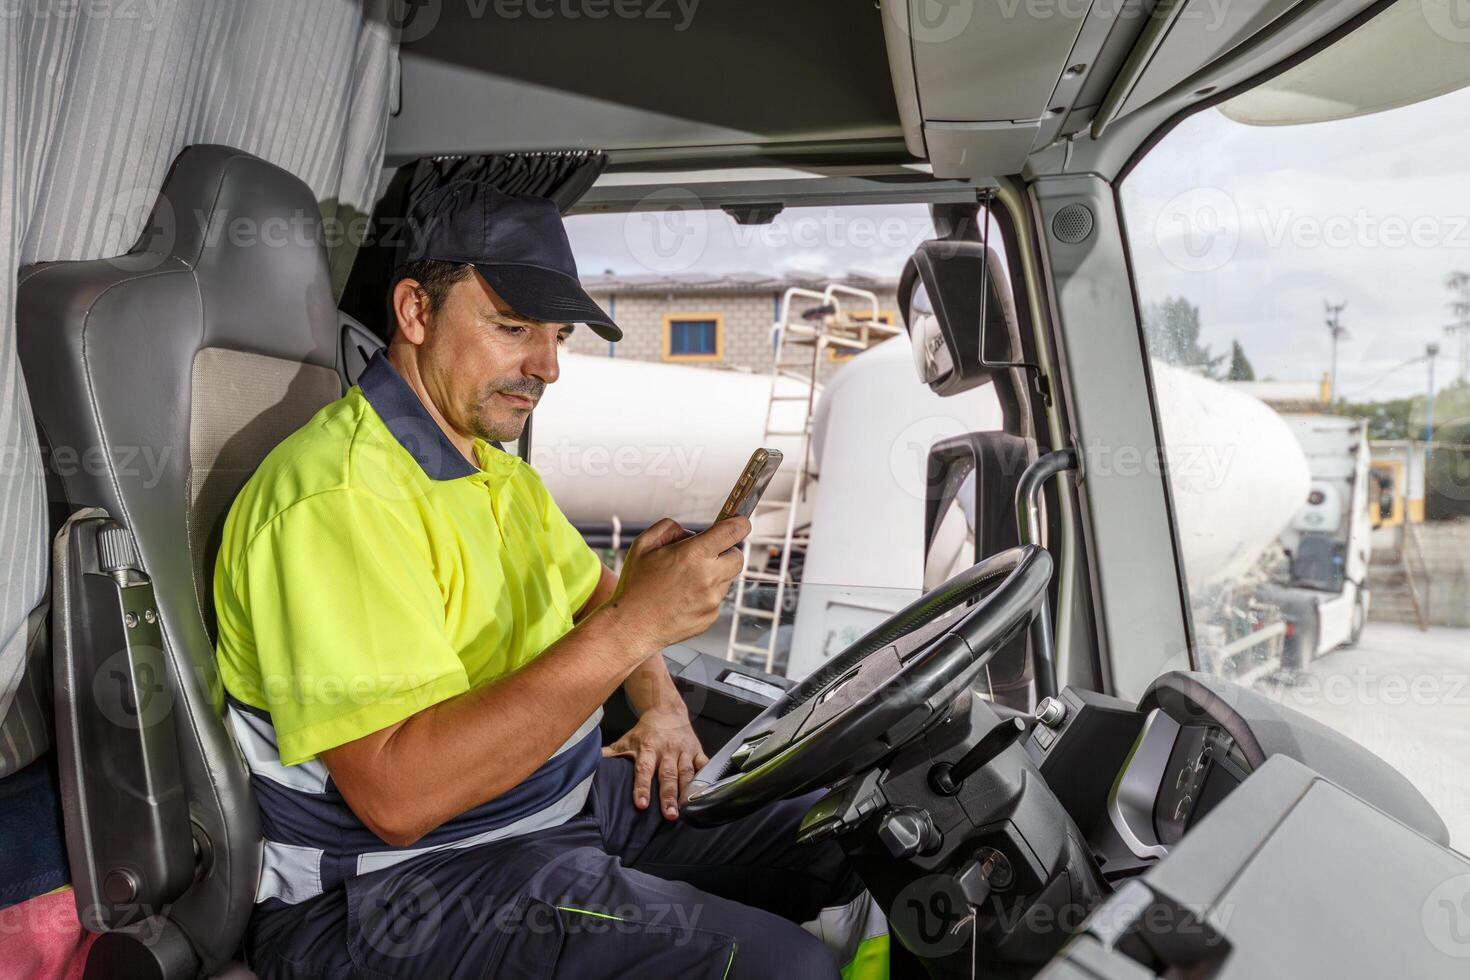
[0,0,397,764]
[339,150,609,337]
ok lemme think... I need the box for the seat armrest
[52,512,195,931]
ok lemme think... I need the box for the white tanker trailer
[532,342,1315,683]
[530,352,810,538]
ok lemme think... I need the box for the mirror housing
[899,239,1018,396]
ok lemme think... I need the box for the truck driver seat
[18,144,350,978]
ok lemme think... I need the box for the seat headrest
[133,144,338,364]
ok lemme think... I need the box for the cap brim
[474,263,622,342]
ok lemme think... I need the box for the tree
[1142,296,1225,377]
[1426,408,1470,521]
[1227,340,1255,381]
[1335,382,1470,519]
[1337,397,1416,441]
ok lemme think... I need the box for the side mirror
[922,432,1037,708]
[899,239,1018,396]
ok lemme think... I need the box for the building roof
[581,271,901,296]
[1227,375,1331,413]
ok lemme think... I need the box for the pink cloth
[0,889,97,980]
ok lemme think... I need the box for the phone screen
[717,448,784,522]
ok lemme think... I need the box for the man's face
[417,271,572,444]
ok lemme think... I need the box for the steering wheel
[683,545,1052,827]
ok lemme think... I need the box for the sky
[1121,84,1470,403]
[566,84,1470,405]
[565,201,936,283]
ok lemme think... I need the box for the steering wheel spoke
[685,546,1053,827]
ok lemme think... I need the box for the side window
[1119,0,1470,848]
[663,314,723,362]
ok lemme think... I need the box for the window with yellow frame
[662,313,724,363]
[828,310,898,360]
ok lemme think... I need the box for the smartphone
[716,448,784,522]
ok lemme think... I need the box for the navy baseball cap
[401,181,621,341]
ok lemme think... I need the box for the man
[213,182,884,978]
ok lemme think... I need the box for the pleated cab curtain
[0,0,398,772]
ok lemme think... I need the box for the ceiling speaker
[1051,204,1094,244]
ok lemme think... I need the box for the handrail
[1402,522,1430,632]
[1012,449,1081,701]
[1016,449,1080,547]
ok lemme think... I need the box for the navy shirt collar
[357,350,480,481]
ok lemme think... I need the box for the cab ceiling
[389,0,1389,185]
[387,0,910,169]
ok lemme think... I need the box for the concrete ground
[1256,622,1470,852]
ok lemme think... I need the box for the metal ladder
[723,285,902,671]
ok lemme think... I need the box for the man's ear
[391,279,431,346]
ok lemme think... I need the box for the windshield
[1119,1,1470,849]
[529,202,1013,696]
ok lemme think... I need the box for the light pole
[1445,271,1470,382]
[1425,342,1439,471]
[1324,301,1348,406]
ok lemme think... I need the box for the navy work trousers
[245,757,863,979]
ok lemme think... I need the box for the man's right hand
[608,516,752,649]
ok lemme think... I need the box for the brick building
[569,272,902,382]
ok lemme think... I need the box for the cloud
[1124,88,1470,400]
[568,85,1470,401]
[566,203,933,281]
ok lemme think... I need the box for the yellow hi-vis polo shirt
[213,350,603,905]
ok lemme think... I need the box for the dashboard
[1023,671,1449,883]
[1108,711,1252,862]
[1153,721,1251,845]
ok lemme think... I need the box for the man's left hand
[602,707,708,821]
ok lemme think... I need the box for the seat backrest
[17,145,345,974]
